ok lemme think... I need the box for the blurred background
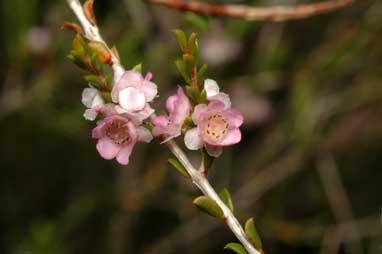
[1,0,381,253]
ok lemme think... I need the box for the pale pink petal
[145,72,153,81]
[119,87,146,112]
[204,79,220,98]
[184,128,203,150]
[152,115,169,127]
[172,87,191,125]
[209,93,231,108]
[111,70,144,102]
[125,104,155,123]
[140,80,158,102]
[116,142,135,165]
[219,129,242,146]
[192,104,207,124]
[205,144,223,157]
[100,103,117,116]
[82,88,103,108]
[84,108,98,121]
[136,126,153,143]
[224,108,244,127]
[96,138,120,160]
[207,100,226,111]
[166,94,178,113]
[92,121,108,139]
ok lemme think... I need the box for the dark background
[0,0,381,253]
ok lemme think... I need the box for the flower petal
[220,128,242,146]
[119,87,146,112]
[96,138,120,160]
[192,104,207,124]
[209,93,231,108]
[136,126,153,143]
[207,100,226,111]
[205,144,223,157]
[172,87,191,125]
[152,115,169,127]
[82,88,103,108]
[111,70,144,102]
[184,128,203,150]
[84,108,98,121]
[140,80,158,102]
[204,79,220,98]
[224,108,244,127]
[116,142,135,165]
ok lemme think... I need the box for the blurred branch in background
[316,155,362,254]
[147,0,354,21]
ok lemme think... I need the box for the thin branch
[147,0,354,22]
[166,140,261,254]
[66,1,261,253]
[316,155,363,254]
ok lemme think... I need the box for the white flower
[82,87,104,121]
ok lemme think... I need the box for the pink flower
[82,88,105,121]
[111,70,157,122]
[92,115,153,165]
[152,87,191,142]
[184,80,243,157]
[204,79,231,108]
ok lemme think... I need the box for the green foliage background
[0,0,381,253]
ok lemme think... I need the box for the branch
[147,0,354,22]
[66,1,261,253]
[66,0,124,79]
[166,140,261,254]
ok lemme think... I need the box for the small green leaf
[219,188,234,212]
[245,218,262,250]
[168,158,191,179]
[224,242,247,254]
[197,64,208,86]
[202,148,214,170]
[193,196,224,219]
[176,60,191,84]
[84,75,103,89]
[67,54,87,70]
[174,29,187,52]
[185,85,200,103]
[183,53,196,72]
[132,63,142,73]
[187,33,199,62]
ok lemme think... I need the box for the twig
[316,155,363,254]
[66,1,261,253]
[147,0,354,22]
[166,140,261,254]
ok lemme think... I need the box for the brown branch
[147,0,354,22]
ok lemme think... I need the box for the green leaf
[185,12,210,31]
[185,85,200,103]
[193,196,224,219]
[245,218,262,250]
[132,63,142,73]
[197,64,208,86]
[84,75,103,89]
[174,29,187,52]
[175,60,191,84]
[67,54,87,70]
[183,53,196,72]
[187,32,199,62]
[168,158,191,179]
[219,188,234,212]
[202,148,214,170]
[224,242,247,254]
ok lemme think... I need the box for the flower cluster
[82,70,156,165]
[72,31,244,166]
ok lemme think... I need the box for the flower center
[202,112,229,142]
[106,119,130,145]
